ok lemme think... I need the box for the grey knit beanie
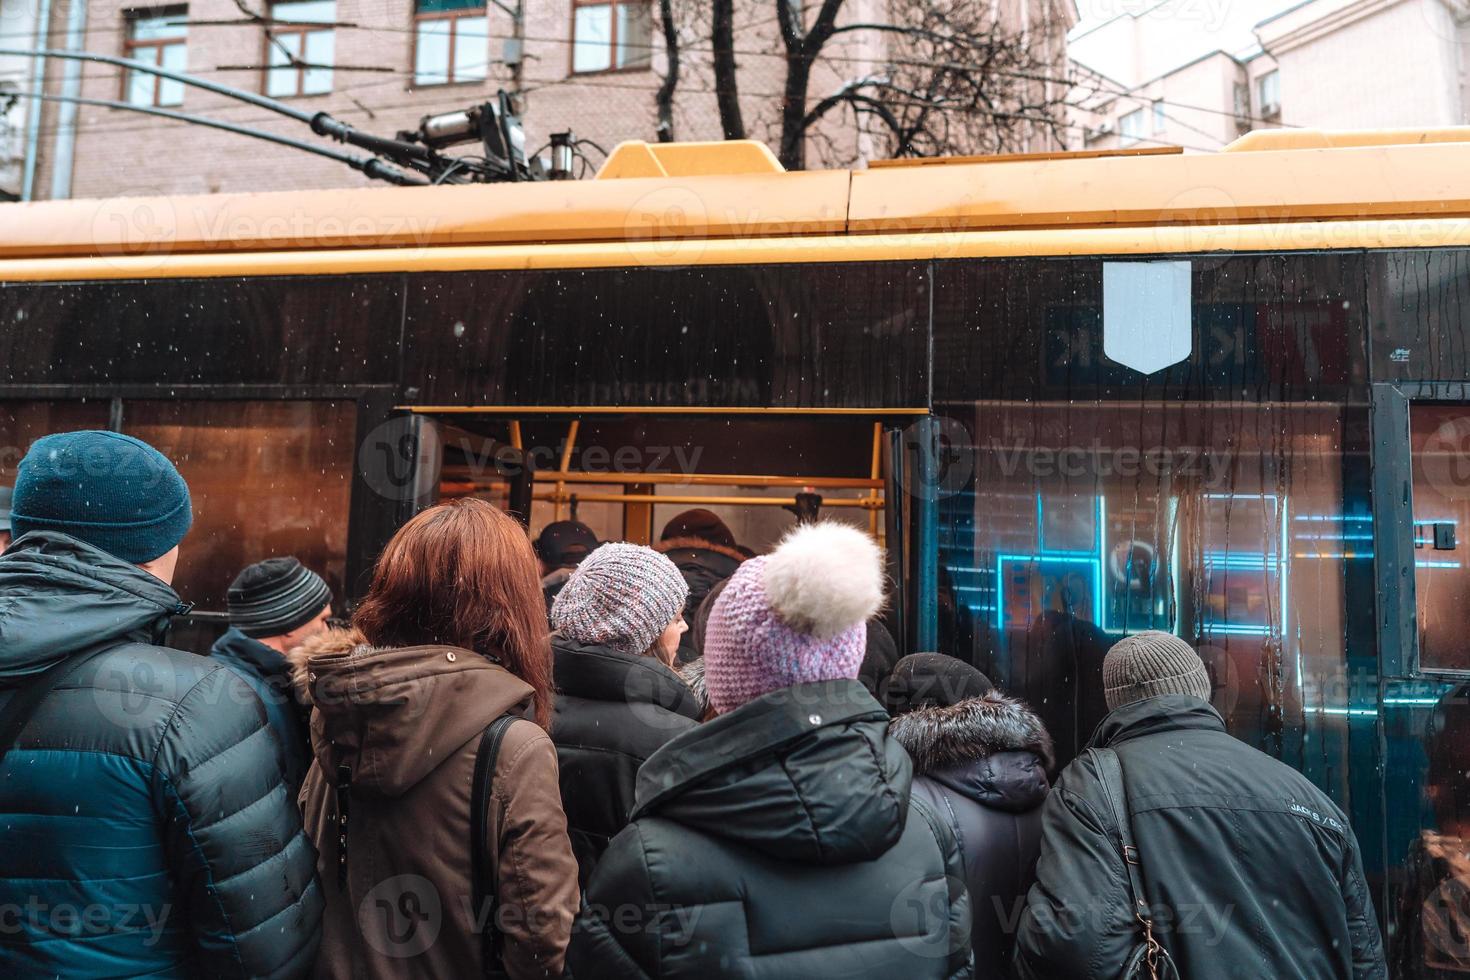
[551,542,689,657]
[1103,630,1212,710]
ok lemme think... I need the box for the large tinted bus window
[0,401,113,486]
[123,400,356,610]
[937,401,1354,769]
[930,253,1372,785]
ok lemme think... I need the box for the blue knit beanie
[10,430,193,563]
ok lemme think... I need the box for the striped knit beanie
[227,557,333,639]
[703,522,884,715]
[1102,630,1212,710]
[551,542,689,657]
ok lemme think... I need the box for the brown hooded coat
[298,632,578,979]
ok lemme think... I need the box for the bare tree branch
[683,0,1074,169]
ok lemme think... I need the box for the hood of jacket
[889,690,1053,813]
[212,626,292,681]
[0,530,189,681]
[654,537,745,585]
[1087,693,1227,750]
[632,679,913,866]
[287,625,363,707]
[552,633,702,721]
[306,641,534,798]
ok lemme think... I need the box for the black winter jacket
[890,690,1053,977]
[0,532,322,978]
[550,634,702,886]
[654,537,743,662]
[1014,695,1386,980]
[567,679,974,979]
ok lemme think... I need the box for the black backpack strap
[471,714,518,978]
[0,643,120,767]
[1087,747,1153,927]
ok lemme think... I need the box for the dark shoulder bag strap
[1087,746,1177,980]
[1088,747,1150,922]
[0,643,120,766]
[471,714,519,979]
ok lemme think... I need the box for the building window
[571,0,652,74]
[123,8,188,107]
[1257,70,1280,115]
[414,0,487,85]
[1152,99,1165,134]
[1119,107,1146,145]
[265,0,335,97]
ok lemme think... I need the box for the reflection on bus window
[938,401,1351,768]
[1395,689,1470,978]
[124,401,356,610]
[1411,405,1470,673]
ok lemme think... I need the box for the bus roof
[2,127,1469,270]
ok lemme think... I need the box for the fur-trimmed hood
[654,536,749,566]
[286,625,364,707]
[889,690,1053,813]
[890,690,1055,772]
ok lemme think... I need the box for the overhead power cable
[5,89,426,184]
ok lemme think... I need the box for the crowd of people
[0,430,1395,978]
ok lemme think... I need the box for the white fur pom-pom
[762,522,884,638]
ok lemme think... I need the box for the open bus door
[386,407,934,655]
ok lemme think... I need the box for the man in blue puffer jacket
[0,430,323,978]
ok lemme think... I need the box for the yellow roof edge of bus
[8,129,1470,261]
[1224,127,1470,152]
[596,140,785,179]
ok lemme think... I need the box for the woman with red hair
[300,498,577,979]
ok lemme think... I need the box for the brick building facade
[2,0,1073,200]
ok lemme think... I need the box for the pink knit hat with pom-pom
[703,522,885,714]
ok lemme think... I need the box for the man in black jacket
[1014,630,1386,980]
[211,556,333,799]
[887,654,1052,977]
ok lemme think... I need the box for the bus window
[123,400,356,612]
[1410,404,1470,674]
[1393,689,1470,977]
[0,401,112,485]
[940,400,1350,769]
